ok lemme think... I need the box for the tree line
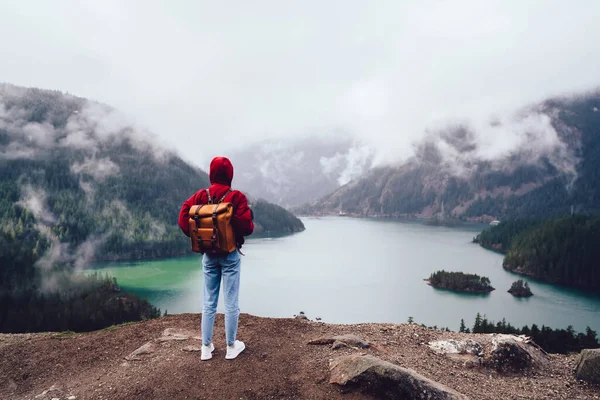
[459,313,599,354]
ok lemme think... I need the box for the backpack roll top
[188,189,237,255]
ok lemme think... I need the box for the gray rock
[308,334,370,349]
[125,342,156,361]
[182,345,202,352]
[576,348,600,384]
[156,335,189,343]
[329,354,468,400]
[429,339,483,356]
[158,328,201,341]
[429,339,484,366]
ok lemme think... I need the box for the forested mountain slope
[0,84,303,263]
[0,84,302,332]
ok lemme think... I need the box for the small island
[508,279,533,297]
[426,270,495,294]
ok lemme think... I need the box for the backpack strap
[205,188,231,205]
[217,189,232,203]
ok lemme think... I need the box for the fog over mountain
[302,91,600,220]
[229,135,374,207]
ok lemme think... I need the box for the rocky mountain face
[302,92,600,221]
[228,135,374,208]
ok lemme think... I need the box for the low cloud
[17,185,57,224]
[0,85,173,163]
[71,156,120,181]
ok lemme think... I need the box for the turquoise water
[90,217,600,332]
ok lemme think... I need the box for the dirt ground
[0,313,598,400]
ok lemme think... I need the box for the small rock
[34,385,63,400]
[332,340,348,350]
[67,396,77,400]
[156,335,189,343]
[308,334,370,349]
[125,342,156,361]
[182,346,202,352]
[576,348,600,384]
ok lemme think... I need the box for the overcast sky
[1,1,599,167]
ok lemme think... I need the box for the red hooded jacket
[178,157,254,248]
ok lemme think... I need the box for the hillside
[1,314,598,400]
[503,216,600,291]
[303,92,600,220]
[473,216,600,291]
[0,84,303,263]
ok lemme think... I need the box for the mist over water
[93,218,600,332]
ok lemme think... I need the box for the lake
[91,217,600,332]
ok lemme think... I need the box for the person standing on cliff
[178,156,254,360]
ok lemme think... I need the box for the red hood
[209,156,234,186]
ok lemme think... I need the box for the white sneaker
[225,340,245,360]
[201,343,215,360]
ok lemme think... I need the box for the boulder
[576,348,600,384]
[487,334,548,371]
[125,342,156,361]
[329,354,468,400]
[309,334,370,349]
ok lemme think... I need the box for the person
[178,156,254,360]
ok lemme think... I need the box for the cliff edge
[0,314,597,400]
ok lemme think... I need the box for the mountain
[302,91,600,220]
[228,135,373,208]
[0,83,303,264]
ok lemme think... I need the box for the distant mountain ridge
[229,135,374,208]
[301,91,600,220]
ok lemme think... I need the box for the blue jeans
[201,250,241,347]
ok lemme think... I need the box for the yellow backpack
[189,189,236,255]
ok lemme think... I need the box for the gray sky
[1,1,599,167]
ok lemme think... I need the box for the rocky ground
[0,313,598,400]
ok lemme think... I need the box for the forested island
[426,270,495,293]
[475,216,600,291]
[508,280,533,297]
